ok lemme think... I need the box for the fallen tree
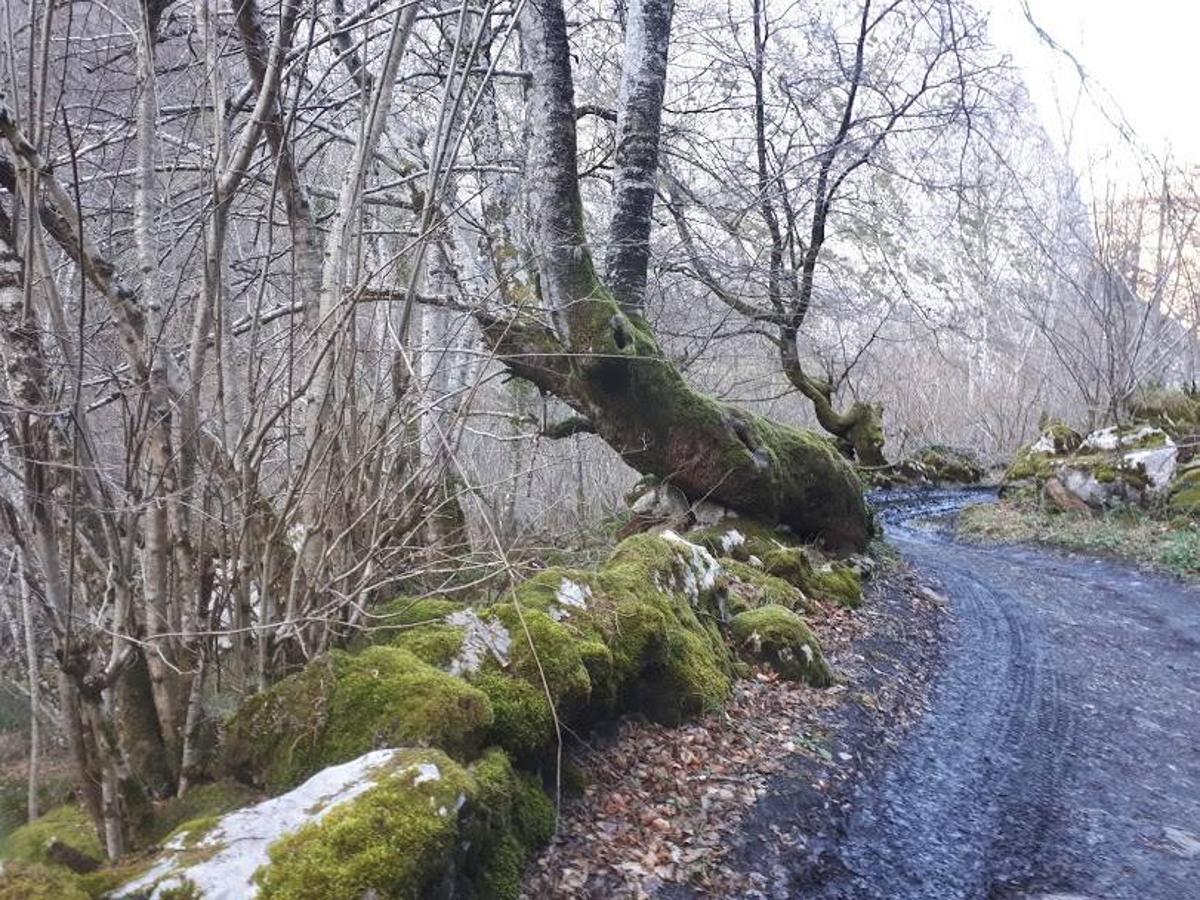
[477,0,872,553]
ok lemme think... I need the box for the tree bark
[605,0,674,316]
[779,332,887,467]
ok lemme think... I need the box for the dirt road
[806,490,1200,899]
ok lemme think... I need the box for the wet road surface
[807,489,1200,899]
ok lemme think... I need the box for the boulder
[1080,424,1171,453]
[222,646,493,792]
[728,606,832,686]
[1043,477,1089,513]
[1005,421,1080,483]
[686,520,864,609]
[1006,422,1178,510]
[904,445,986,484]
[1168,461,1200,517]
[114,748,553,900]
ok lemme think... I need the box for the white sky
[982,0,1200,187]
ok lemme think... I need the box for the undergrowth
[958,501,1200,578]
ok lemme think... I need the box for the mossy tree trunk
[779,332,887,468]
[486,0,871,552]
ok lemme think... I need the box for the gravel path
[806,489,1200,899]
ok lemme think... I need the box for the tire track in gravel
[805,490,1200,900]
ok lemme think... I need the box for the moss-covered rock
[729,606,832,686]
[905,445,986,484]
[1168,462,1200,517]
[361,596,472,667]
[721,559,807,615]
[223,646,493,792]
[1039,420,1084,455]
[595,533,732,721]
[1004,420,1081,484]
[685,521,862,608]
[144,782,259,847]
[688,519,795,566]
[804,563,863,608]
[1127,385,1200,438]
[0,861,89,900]
[255,749,552,900]
[1004,420,1178,512]
[1,803,102,869]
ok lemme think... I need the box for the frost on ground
[115,749,406,899]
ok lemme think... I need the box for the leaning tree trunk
[487,0,871,553]
[779,333,887,468]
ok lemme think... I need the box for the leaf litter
[523,566,946,899]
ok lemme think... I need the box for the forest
[0,0,1197,897]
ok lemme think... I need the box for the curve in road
[808,489,1200,900]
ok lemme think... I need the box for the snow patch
[446,609,511,676]
[114,749,402,899]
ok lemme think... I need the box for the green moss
[1005,445,1057,483]
[0,775,74,847]
[760,546,814,587]
[478,834,525,899]
[488,604,594,715]
[465,749,555,860]
[688,519,800,565]
[803,563,863,608]
[597,534,732,720]
[1169,464,1200,517]
[255,749,471,899]
[158,880,203,900]
[223,646,493,792]
[729,606,832,686]
[1,804,101,868]
[144,781,257,846]
[1005,421,1083,484]
[0,861,88,900]
[1126,429,1168,449]
[472,672,555,763]
[76,858,156,898]
[908,445,985,484]
[721,558,805,614]
[1065,453,1151,491]
[638,623,731,722]
[1041,420,1083,454]
[255,748,552,900]
[365,596,467,663]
